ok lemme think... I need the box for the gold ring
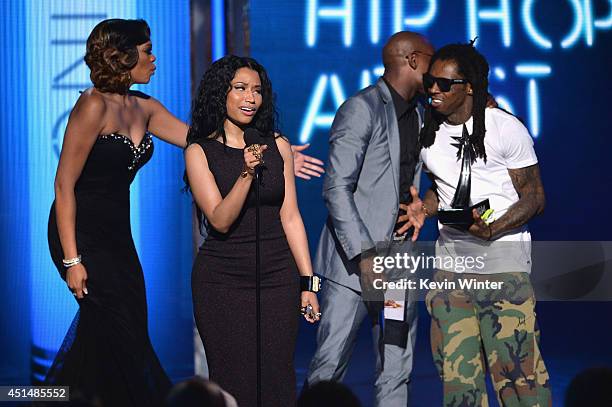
[247,144,260,154]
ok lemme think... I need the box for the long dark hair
[184,56,279,234]
[420,42,489,161]
[186,55,278,147]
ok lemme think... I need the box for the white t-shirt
[420,108,538,273]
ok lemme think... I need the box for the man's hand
[468,209,492,240]
[359,254,377,290]
[396,186,426,241]
[291,144,325,180]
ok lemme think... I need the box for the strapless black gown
[47,133,171,406]
[191,138,300,407]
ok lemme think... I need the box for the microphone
[244,129,266,405]
[244,128,267,178]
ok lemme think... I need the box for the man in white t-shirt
[398,43,551,407]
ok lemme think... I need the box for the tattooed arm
[486,164,545,239]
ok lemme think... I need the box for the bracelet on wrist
[62,255,82,268]
[240,165,254,178]
[300,275,321,293]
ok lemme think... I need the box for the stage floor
[294,301,612,406]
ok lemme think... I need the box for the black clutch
[438,199,490,230]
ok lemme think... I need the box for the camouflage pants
[425,270,551,407]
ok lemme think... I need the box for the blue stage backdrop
[249,0,612,243]
[0,0,193,384]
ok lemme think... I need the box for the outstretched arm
[145,96,189,147]
[291,143,325,180]
[396,171,440,240]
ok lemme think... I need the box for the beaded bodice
[74,132,154,196]
[98,132,154,171]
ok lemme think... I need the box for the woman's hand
[66,263,88,299]
[243,144,268,175]
[301,291,321,323]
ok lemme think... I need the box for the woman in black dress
[185,56,321,406]
[47,19,323,406]
[47,19,189,406]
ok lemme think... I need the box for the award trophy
[437,124,490,230]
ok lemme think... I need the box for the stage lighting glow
[494,96,515,114]
[306,0,354,47]
[527,79,540,137]
[515,64,551,137]
[494,67,506,80]
[561,0,585,48]
[253,0,611,166]
[515,64,552,76]
[594,0,612,28]
[584,0,593,45]
[522,0,553,49]
[300,74,347,143]
[468,0,512,47]
[359,65,383,89]
[370,0,380,44]
[393,0,437,31]
[212,0,226,60]
[360,69,372,89]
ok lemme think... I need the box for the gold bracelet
[240,165,253,178]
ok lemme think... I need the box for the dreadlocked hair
[420,41,489,162]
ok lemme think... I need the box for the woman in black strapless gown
[46,19,189,406]
[185,56,321,407]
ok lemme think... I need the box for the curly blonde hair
[84,19,150,94]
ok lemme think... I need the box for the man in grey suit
[306,32,434,406]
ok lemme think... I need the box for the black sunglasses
[423,73,469,92]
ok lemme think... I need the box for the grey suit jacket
[314,79,422,291]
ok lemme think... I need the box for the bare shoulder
[67,90,108,138]
[131,90,162,112]
[185,142,208,161]
[74,88,107,116]
[274,134,292,159]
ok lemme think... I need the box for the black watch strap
[300,275,321,292]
